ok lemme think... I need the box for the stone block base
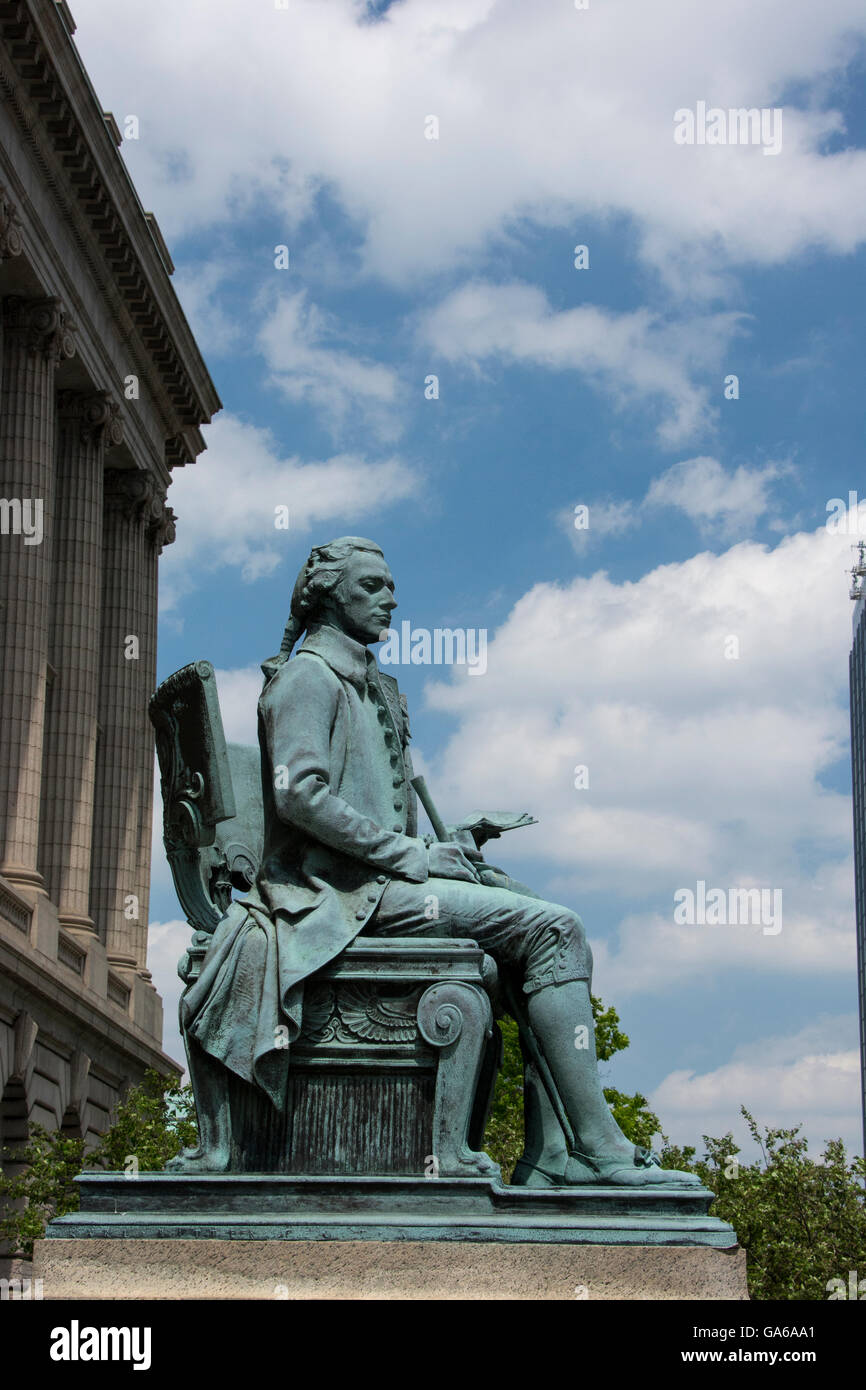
[34,1237,748,1300]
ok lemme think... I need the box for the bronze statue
[162,536,699,1188]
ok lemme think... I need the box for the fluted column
[38,393,123,934]
[0,296,75,889]
[134,494,175,978]
[0,185,23,434]
[90,469,167,970]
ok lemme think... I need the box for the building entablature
[0,0,221,486]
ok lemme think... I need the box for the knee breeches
[368,875,592,993]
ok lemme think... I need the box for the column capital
[149,500,176,553]
[2,295,76,363]
[0,184,22,259]
[103,466,157,519]
[103,467,176,550]
[58,389,124,449]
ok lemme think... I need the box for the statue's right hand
[427,842,481,883]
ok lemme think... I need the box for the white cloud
[420,281,743,445]
[419,523,857,983]
[565,455,794,549]
[172,258,244,357]
[568,499,641,543]
[257,291,402,442]
[71,0,866,289]
[650,1016,863,1156]
[591,875,855,999]
[145,918,190,1074]
[160,412,420,609]
[212,666,265,747]
[644,456,792,537]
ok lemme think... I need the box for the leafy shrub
[0,1069,197,1257]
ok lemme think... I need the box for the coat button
[392,776,402,787]
[355,908,366,920]
[390,755,400,767]
[367,892,378,903]
[393,800,402,811]
[392,823,402,832]
[376,874,387,884]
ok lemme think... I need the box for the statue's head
[262,537,396,679]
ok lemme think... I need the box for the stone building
[0,0,220,1157]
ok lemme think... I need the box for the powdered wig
[261,536,384,680]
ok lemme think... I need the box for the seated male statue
[177,535,699,1188]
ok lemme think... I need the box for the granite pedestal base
[34,1235,749,1300]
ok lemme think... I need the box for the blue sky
[74,0,866,1158]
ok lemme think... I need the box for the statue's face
[328,551,397,645]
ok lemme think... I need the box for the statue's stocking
[526,979,634,1159]
[520,979,701,1186]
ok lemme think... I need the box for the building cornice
[0,0,221,468]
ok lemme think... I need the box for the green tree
[94,1068,197,1174]
[0,1069,197,1257]
[482,995,661,1179]
[659,1108,866,1300]
[482,1017,525,1178]
[0,1126,85,1259]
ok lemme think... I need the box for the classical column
[89,468,167,971]
[38,393,123,934]
[0,185,22,425]
[135,493,175,978]
[0,297,75,890]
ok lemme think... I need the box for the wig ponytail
[260,612,304,680]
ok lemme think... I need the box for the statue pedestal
[47,1171,736,1244]
[34,1235,748,1300]
[37,1170,747,1299]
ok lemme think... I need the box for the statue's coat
[181,624,426,1105]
